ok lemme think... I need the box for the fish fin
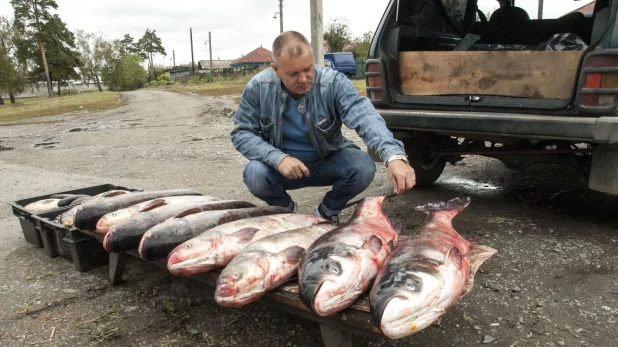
[415,197,471,216]
[139,199,167,212]
[173,208,203,218]
[444,246,463,270]
[102,190,129,197]
[274,246,306,264]
[392,221,402,235]
[362,235,383,252]
[228,227,260,244]
[461,244,498,297]
[387,239,397,252]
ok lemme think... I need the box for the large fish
[58,190,132,228]
[370,197,497,339]
[139,206,293,261]
[23,199,61,213]
[215,223,337,307]
[73,189,201,230]
[102,200,256,253]
[298,196,399,316]
[167,213,325,276]
[95,195,221,234]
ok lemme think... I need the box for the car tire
[402,135,447,187]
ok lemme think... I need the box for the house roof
[569,0,595,15]
[197,59,233,70]
[231,47,273,67]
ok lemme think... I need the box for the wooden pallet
[80,229,385,346]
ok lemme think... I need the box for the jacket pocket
[317,116,342,144]
[260,116,275,142]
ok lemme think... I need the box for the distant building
[164,64,196,81]
[568,0,595,15]
[231,46,273,72]
[198,59,233,73]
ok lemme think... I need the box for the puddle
[34,142,60,148]
[439,177,502,195]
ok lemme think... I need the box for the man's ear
[271,62,279,77]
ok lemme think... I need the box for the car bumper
[378,109,618,144]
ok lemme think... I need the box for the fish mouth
[299,280,323,313]
[167,252,217,276]
[372,295,405,328]
[215,289,262,308]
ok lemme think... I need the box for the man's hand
[277,156,310,180]
[387,160,416,195]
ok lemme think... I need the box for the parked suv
[366,0,618,195]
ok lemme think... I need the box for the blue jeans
[243,148,376,213]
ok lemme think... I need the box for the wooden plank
[78,229,389,339]
[398,51,583,99]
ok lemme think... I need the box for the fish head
[299,245,362,316]
[214,252,269,307]
[371,266,444,339]
[96,208,135,234]
[166,233,223,276]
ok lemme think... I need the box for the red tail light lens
[580,55,618,109]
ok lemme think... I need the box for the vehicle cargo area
[385,0,604,101]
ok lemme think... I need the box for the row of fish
[165,195,497,339]
[38,188,496,339]
[23,190,130,214]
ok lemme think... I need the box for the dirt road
[1,89,616,346]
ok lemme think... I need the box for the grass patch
[0,91,121,123]
[162,75,252,98]
[160,74,368,101]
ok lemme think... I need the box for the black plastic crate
[8,184,141,248]
[32,210,109,272]
[33,207,73,258]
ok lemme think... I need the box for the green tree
[100,38,121,91]
[34,14,80,96]
[0,16,25,104]
[136,29,166,81]
[117,53,147,91]
[323,18,352,53]
[353,31,373,60]
[0,46,26,105]
[11,0,58,98]
[119,33,137,55]
[75,30,106,92]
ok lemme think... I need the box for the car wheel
[402,135,447,187]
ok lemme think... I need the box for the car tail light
[365,62,383,101]
[578,52,618,111]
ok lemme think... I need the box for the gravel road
[0,89,616,346]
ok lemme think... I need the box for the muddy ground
[0,89,617,347]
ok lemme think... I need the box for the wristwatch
[385,154,409,168]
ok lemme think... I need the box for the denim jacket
[230,65,405,169]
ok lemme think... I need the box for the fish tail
[415,197,471,215]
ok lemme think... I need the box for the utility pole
[173,50,176,67]
[279,0,284,33]
[190,28,195,76]
[537,0,544,20]
[310,0,324,66]
[209,31,213,80]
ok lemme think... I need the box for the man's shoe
[315,203,339,224]
[287,200,298,213]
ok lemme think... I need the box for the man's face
[272,45,315,99]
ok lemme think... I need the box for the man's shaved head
[272,31,311,65]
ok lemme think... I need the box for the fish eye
[233,273,241,279]
[319,260,342,275]
[184,244,191,249]
[403,275,422,292]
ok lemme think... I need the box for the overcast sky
[1,0,592,67]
